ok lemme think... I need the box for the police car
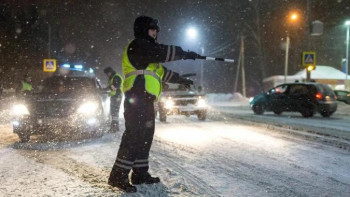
[156,82,207,122]
[11,66,111,142]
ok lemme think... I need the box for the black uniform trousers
[110,94,122,127]
[109,91,155,180]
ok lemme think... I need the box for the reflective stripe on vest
[21,81,32,91]
[108,73,123,96]
[122,42,164,99]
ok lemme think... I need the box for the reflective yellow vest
[21,81,32,91]
[108,73,123,96]
[122,42,164,99]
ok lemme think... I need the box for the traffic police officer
[16,73,32,97]
[104,67,123,133]
[108,16,202,192]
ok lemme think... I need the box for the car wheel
[197,110,207,121]
[301,109,314,118]
[17,131,30,143]
[320,111,333,118]
[252,104,265,115]
[273,110,283,115]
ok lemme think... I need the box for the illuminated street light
[186,27,198,40]
[290,13,298,21]
[345,20,350,90]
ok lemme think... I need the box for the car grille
[34,100,76,117]
[174,99,197,106]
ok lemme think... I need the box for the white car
[156,83,207,122]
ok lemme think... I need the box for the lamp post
[345,20,350,90]
[200,47,204,87]
[284,12,299,83]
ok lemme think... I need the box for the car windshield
[163,83,196,92]
[40,76,95,94]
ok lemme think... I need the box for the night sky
[1,0,350,95]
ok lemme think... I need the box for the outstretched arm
[128,39,202,65]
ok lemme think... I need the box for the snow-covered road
[211,102,350,141]
[0,114,350,196]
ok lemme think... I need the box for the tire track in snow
[151,149,221,197]
[155,117,350,196]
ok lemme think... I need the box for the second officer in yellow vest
[16,73,33,97]
[108,16,202,192]
[104,67,123,133]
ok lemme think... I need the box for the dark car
[11,71,111,142]
[334,90,350,104]
[156,83,207,122]
[250,82,337,117]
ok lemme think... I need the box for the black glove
[182,50,203,60]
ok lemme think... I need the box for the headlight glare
[12,104,30,116]
[77,101,98,114]
[197,98,206,107]
[165,100,174,109]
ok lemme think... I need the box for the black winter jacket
[126,36,191,100]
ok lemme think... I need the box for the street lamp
[345,20,350,90]
[186,27,198,40]
[284,11,299,83]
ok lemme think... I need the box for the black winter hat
[104,67,115,74]
[134,16,160,38]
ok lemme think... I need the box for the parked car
[11,70,111,142]
[334,90,350,104]
[156,83,207,122]
[249,82,337,117]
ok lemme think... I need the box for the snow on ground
[206,93,249,107]
[1,115,350,196]
[1,94,350,196]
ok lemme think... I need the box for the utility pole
[233,38,241,94]
[241,36,246,97]
[200,47,204,87]
[233,35,246,97]
[306,0,311,82]
[48,23,51,58]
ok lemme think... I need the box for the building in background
[263,65,350,91]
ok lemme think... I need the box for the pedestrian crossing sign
[43,59,57,72]
[302,51,316,67]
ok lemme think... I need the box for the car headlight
[165,99,175,109]
[77,101,98,115]
[197,98,206,107]
[12,104,30,116]
[249,97,254,103]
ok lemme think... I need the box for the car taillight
[315,92,323,100]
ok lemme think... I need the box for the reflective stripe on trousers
[111,91,155,174]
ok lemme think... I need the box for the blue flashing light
[62,64,71,68]
[89,68,94,73]
[74,65,83,69]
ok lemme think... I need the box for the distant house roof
[264,65,350,82]
[293,65,349,80]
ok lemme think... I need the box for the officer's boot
[108,168,136,193]
[131,172,160,185]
